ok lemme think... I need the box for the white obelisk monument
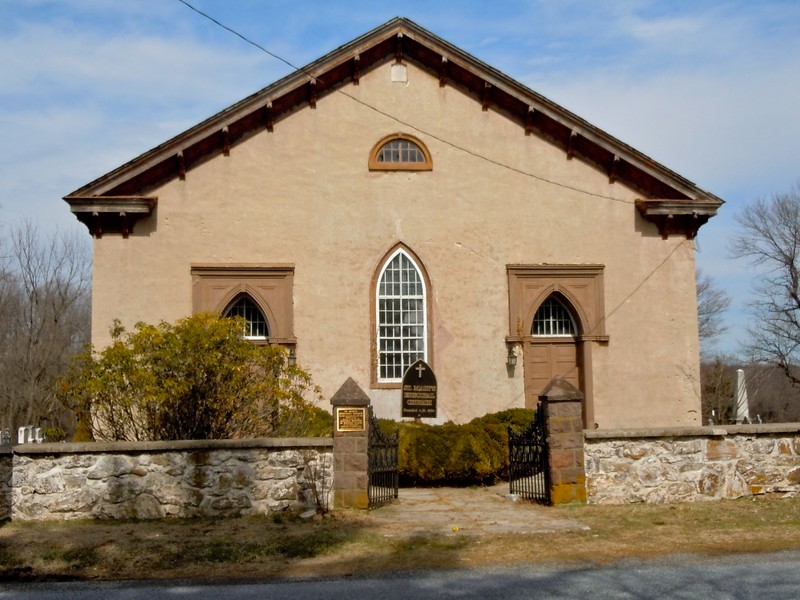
[733,368,750,424]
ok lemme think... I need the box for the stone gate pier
[540,377,587,505]
[329,377,371,509]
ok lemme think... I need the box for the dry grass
[1,494,799,582]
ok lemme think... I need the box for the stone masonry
[585,424,800,504]
[541,378,587,504]
[8,438,332,521]
[330,378,371,509]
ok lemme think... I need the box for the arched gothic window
[532,295,577,337]
[375,248,428,382]
[224,294,269,340]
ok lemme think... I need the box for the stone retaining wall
[585,424,800,504]
[6,438,333,521]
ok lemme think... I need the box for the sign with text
[402,359,437,418]
[336,407,366,432]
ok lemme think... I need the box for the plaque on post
[336,407,367,432]
[402,359,437,418]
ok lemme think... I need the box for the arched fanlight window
[369,134,432,171]
[377,139,425,163]
[224,294,269,340]
[376,249,428,381]
[532,296,577,337]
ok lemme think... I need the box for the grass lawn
[1,494,799,581]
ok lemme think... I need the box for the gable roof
[65,17,722,239]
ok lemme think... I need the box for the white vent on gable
[391,61,407,83]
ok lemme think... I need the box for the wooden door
[523,340,580,409]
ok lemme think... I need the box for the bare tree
[0,222,91,441]
[700,357,800,424]
[744,363,800,423]
[732,180,800,388]
[700,356,734,424]
[696,268,730,343]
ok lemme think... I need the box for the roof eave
[64,17,724,209]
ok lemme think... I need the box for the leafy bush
[378,408,536,486]
[58,313,322,441]
[305,406,334,437]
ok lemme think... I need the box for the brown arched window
[369,134,432,171]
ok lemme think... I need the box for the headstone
[402,359,437,418]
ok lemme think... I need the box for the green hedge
[305,406,335,437]
[378,408,536,486]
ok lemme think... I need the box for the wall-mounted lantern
[506,344,518,368]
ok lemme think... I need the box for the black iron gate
[368,408,399,508]
[508,409,550,504]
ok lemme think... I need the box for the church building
[65,18,722,429]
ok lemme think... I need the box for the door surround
[507,265,608,428]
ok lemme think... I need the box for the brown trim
[507,265,607,341]
[581,339,595,428]
[368,133,433,171]
[635,199,720,239]
[263,103,274,132]
[566,131,577,160]
[190,263,295,271]
[507,264,606,428]
[63,18,723,218]
[482,81,492,111]
[222,126,230,156]
[370,243,434,388]
[65,196,156,238]
[190,264,295,345]
[524,106,535,136]
[352,54,361,85]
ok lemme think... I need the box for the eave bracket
[635,199,720,239]
[65,196,157,239]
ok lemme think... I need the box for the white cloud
[512,1,800,199]
[1,22,277,106]
[533,62,800,196]
[0,5,294,232]
[626,14,704,41]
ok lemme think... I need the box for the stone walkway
[361,484,589,537]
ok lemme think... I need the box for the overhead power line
[176,0,635,205]
[174,1,694,336]
[177,0,301,72]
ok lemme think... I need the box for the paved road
[2,552,799,599]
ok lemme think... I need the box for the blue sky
[2,0,800,356]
